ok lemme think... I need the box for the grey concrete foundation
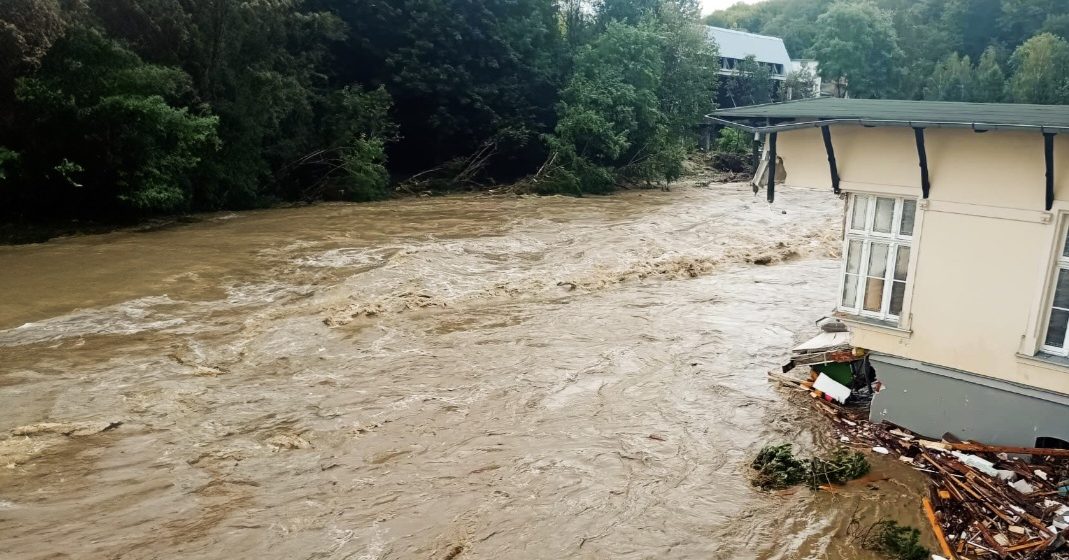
[869,354,1069,448]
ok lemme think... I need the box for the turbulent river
[0,182,931,559]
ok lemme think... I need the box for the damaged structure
[711,98,1069,450]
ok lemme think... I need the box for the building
[711,98,1069,449]
[707,26,791,81]
[789,59,838,98]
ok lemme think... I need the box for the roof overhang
[704,115,1069,135]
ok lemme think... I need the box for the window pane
[1054,268,1069,310]
[845,240,862,274]
[900,200,916,237]
[863,277,885,312]
[890,281,906,316]
[894,246,910,281]
[873,197,895,233]
[1062,228,1069,258]
[867,243,889,278]
[1045,308,1069,348]
[842,273,859,308]
[851,195,870,230]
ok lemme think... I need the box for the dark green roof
[710,98,1069,133]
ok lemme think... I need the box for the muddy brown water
[0,183,932,559]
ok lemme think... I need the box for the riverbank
[0,157,750,246]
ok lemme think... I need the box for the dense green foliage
[706,0,1069,102]
[8,0,1069,225]
[751,443,870,489]
[543,10,717,194]
[0,0,717,223]
[861,520,930,560]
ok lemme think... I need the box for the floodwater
[0,182,932,559]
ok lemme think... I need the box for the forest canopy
[705,0,1069,103]
[0,0,717,221]
[4,0,1069,224]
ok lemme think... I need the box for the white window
[1042,227,1069,355]
[838,194,917,322]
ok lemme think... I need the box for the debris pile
[770,323,1069,558]
[751,443,870,490]
[858,424,1069,560]
[771,364,1069,556]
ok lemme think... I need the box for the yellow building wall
[776,125,1069,396]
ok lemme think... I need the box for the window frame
[1040,226,1069,356]
[837,194,916,323]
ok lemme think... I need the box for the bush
[715,127,752,155]
[336,138,390,201]
[0,147,17,180]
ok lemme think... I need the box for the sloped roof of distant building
[706,26,792,68]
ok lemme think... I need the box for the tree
[972,46,1006,102]
[547,22,665,193]
[810,2,902,99]
[0,0,66,123]
[1007,32,1069,104]
[656,3,719,133]
[302,86,398,202]
[924,53,973,101]
[780,65,818,101]
[330,0,564,177]
[545,10,716,194]
[0,0,65,80]
[8,25,218,216]
[999,0,1062,47]
[725,55,773,106]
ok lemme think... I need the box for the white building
[789,59,826,96]
[706,26,791,81]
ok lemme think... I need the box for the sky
[700,0,765,16]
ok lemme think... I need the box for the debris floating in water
[750,443,870,490]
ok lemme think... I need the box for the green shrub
[862,520,930,560]
[751,444,870,489]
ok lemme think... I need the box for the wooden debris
[778,372,1069,560]
[924,497,957,560]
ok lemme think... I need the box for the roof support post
[820,125,841,194]
[752,132,763,176]
[1045,132,1056,211]
[767,131,778,204]
[913,127,931,199]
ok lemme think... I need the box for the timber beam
[820,125,841,194]
[913,127,931,199]
[1045,132,1056,211]
[767,132,778,203]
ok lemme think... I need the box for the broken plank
[923,497,957,560]
[941,442,1069,459]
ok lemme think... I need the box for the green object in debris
[810,447,870,485]
[751,444,870,489]
[862,520,930,560]
[751,444,809,489]
[814,362,853,387]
